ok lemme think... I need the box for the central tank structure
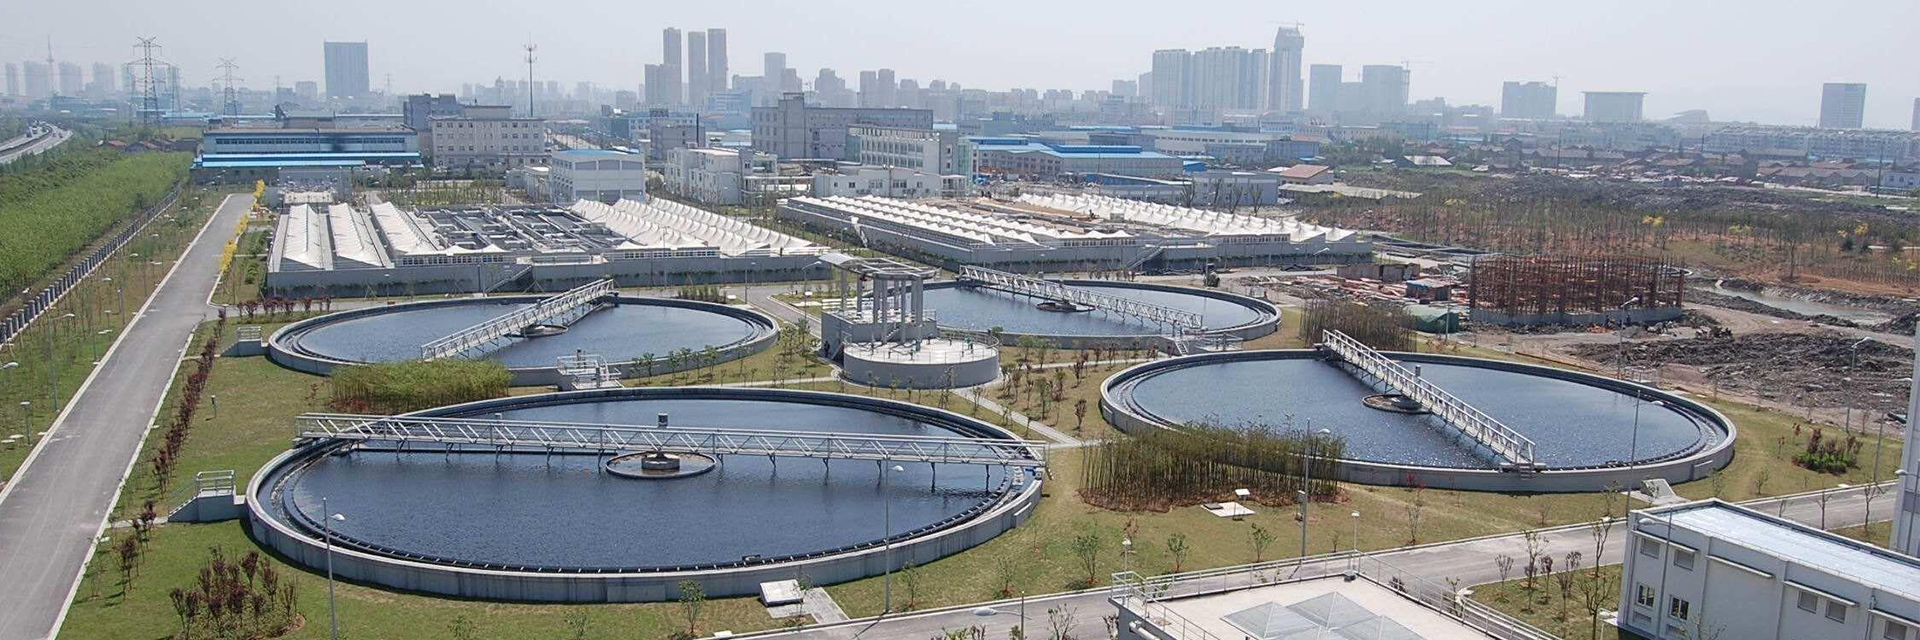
[1101,346,1735,492]
[268,285,778,386]
[246,387,1045,602]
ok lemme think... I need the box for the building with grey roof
[1619,499,1920,640]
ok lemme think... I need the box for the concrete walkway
[0,194,248,640]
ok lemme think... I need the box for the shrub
[330,359,512,413]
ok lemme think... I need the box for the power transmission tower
[523,41,538,117]
[131,37,165,123]
[216,58,243,116]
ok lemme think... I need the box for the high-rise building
[1582,91,1646,123]
[295,81,318,102]
[876,68,896,107]
[1500,81,1557,119]
[1359,65,1409,117]
[763,52,788,102]
[57,62,83,96]
[323,41,370,99]
[660,28,683,106]
[1149,49,1192,109]
[4,63,17,97]
[1190,47,1265,111]
[1307,64,1341,114]
[686,31,708,108]
[1912,98,1919,132]
[22,60,50,99]
[1111,79,1137,98]
[89,62,115,98]
[858,71,879,107]
[1268,27,1304,112]
[1819,82,1867,129]
[706,29,728,93]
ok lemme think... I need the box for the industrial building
[548,149,646,204]
[751,93,933,159]
[776,192,1367,272]
[846,124,974,175]
[810,164,968,198]
[427,104,547,172]
[267,196,826,294]
[194,110,420,182]
[971,138,1185,179]
[1619,499,1920,640]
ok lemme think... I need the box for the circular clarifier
[920,280,1276,341]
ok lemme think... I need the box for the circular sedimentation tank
[920,279,1279,347]
[267,295,778,385]
[1101,350,1735,492]
[246,387,1044,602]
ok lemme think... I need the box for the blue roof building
[970,137,1184,179]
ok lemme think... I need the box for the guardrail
[419,278,615,360]
[958,265,1200,333]
[0,182,183,347]
[1321,329,1538,467]
[297,413,1050,468]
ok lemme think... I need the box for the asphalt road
[740,486,1896,640]
[0,126,72,165]
[0,194,248,640]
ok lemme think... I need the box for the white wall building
[810,165,966,199]
[550,150,646,204]
[1619,499,1920,640]
[662,147,750,205]
[1820,83,1868,129]
[429,105,547,171]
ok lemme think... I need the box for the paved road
[0,126,72,165]
[0,194,248,640]
[740,486,1896,640]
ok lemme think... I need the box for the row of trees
[1081,422,1344,511]
[0,148,188,298]
[1297,299,1417,351]
[148,311,226,497]
[330,359,512,414]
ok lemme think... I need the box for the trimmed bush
[330,359,512,414]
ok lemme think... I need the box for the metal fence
[0,182,184,345]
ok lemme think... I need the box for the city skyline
[2,0,1917,128]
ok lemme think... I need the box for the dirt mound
[1574,332,1910,412]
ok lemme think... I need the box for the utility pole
[523,41,538,117]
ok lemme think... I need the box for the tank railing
[1319,329,1538,467]
[957,265,1200,334]
[164,469,236,519]
[556,353,622,386]
[297,413,1049,468]
[419,279,615,360]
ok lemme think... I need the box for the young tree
[1166,533,1191,574]
[678,580,706,638]
[564,610,589,640]
[1494,554,1515,585]
[900,562,923,611]
[1250,523,1275,563]
[448,615,478,640]
[994,553,1021,599]
[1073,399,1088,435]
[1522,530,1545,592]
[1046,606,1079,640]
[1556,551,1582,621]
[1070,532,1104,587]
[1403,477,1428,544]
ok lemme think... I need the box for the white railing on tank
[296,413,1049,468]
[957,265,1201,334]
[556,353,622,387]
[1319,329,1538,467]
[418,279,616,360]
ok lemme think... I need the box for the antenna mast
[523,41,538,117]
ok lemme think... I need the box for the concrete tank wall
[924,279,1281,350]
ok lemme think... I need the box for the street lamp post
[321,498,347,640]
[1350,511,1361,553]
[1299,427,1332,564]
[882,463,905,614]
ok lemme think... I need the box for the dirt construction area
[1574,332,1912,417]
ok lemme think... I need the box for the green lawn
[1471,565,1632,640]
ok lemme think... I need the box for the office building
[762,52,787,105]
[88,62,115,98]
[1359,65,1409,117]
[1501,81,1556,119]
[1618,499,1920,640]
[1111,79,1137,99]
[686,31,708,108]
[323,41,370,99]
[1268,26,1304,112]
[21,61,50,99]
[56,62,82,96]
[1150,49,1192,109]
[1190,47,1266,112]
[1913,98,1920,132]
[428,104,547,171]
[1307,64,1341,114]
[4,63,17,97]
[876,69,896,108]
[658,28,682,106]
[847,125,974,175]
[1819,82,1867,129]
[1583,91,1646,123]
[662,147,750,205]
[294,81,318,102]
[814,69,853,108]
[403,93,462,132]
[858,70,880,107]
[706,28,728,94]
[752,93,933,159]
[811,165,966,199]
[549,149,646,204]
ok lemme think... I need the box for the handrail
[957,265,1200,334]
[419,279,615,360]
[1320,330,1538,466]
[297,413,1049,468]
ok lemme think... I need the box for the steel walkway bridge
[1319,330,1539,468]
[296,413,1049,469]
[957,265,1200,334]
[419,279,616,360]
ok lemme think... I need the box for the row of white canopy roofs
[570,199,825,257]
[1018,193,1360,243]
[279,198,823,272]
[786,195,1136,248]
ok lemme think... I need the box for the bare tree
[1522,530,1545,592]
[1494,555,1515,585]
[1586,519,1615,639]
[1403,477,1428,544]
[1046,606,1079,640]
[1556,552,1583,621]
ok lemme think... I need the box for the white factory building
[1619,499,1920,640]
[548,150,647,204]
[776,192,1368,272]
[268,195,826,294]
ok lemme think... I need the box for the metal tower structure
[523,41,537,117]
[216,58,243,116]
[131,37,165,123]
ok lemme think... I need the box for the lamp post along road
[321,497,346,640]
[882,463,905,614]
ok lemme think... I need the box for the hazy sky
[6,0,1917,128]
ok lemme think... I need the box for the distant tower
[1819,82,1867,129]
[216,58,242,116]
[706,28,729,93]
[661,27,683,106]
[686,31,708,108]
[1268,26,1304,112]
[523,41,537,116]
